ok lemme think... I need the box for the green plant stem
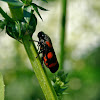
[0,73,4,100]
[8,4,23,21]
[8,3,58,100]
[60,0,67,69]
[22,35,57,100]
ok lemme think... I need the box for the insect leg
[29,39,40,43]
[36,50,43,58]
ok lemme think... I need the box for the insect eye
[42,34,45,38]
[38,31,45,39]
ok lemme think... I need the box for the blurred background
[0,0,100,100]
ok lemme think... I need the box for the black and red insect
[35,31,59,73]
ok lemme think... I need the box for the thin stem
[60,0,67,69]
[8,4,23,21]
[0,73,4,100]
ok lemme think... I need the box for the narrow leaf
[0,73,4,100]
[59,87,68,93]
[0,20,6,30]
[32,3,43,20]
[65,81,69,84]
[23,10,31,17]
[0,0,23,6]
[32,3,48,11]
[0,7,13,22]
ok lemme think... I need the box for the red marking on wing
[45,63,48,66]
[49,61,58,68]
[44,55,47,63]
[47,52,53,59]
[44,55,49,66]
[46,41,52,48]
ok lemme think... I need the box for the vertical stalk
[60,0,67,69]
[8,3,58,100]
[0,73,4,100]
[8,4,23,21]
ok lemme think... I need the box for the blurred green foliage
[0,73,4,100]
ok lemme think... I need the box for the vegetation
[0,0,100,100]
[0,73,4,100]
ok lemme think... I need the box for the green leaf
[65,81,69,84]
[52,70,69,96]
[24,10,31,17]
[32,3,43,20]
[0,73,4,100]
[15,21,21,38]
[0,20,6,30]
[32,3,48,11]
[21,0,32,5]
[59,87,68,93]
[0,0,23,6]
[31,3,48,20]
[23,10,37,35]
[28,11,37,35]
[0,7,13,22]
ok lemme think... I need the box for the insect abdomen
[43,50,59,73]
